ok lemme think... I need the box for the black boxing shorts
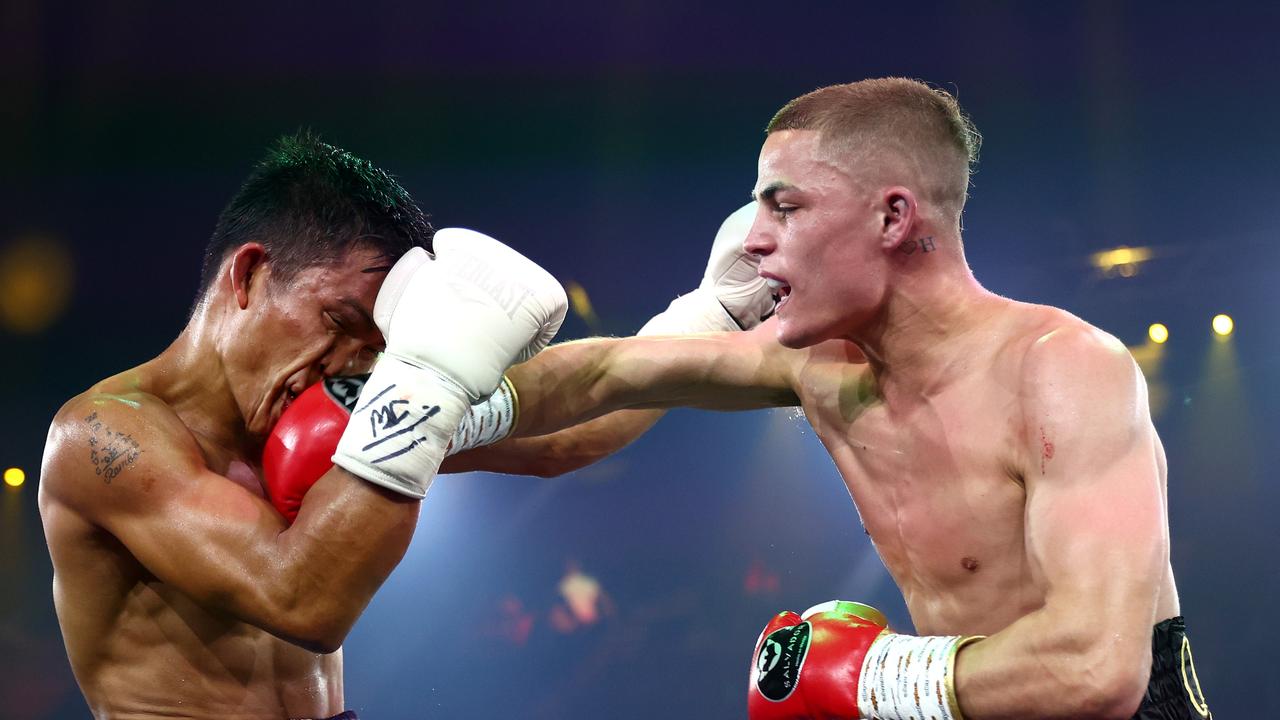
[320,713,358,720]
[1131,617,1212,719]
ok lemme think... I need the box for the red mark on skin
[1040,426,1055,473]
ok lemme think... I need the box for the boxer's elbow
[1059,640,1149,718]
[272,598,353,654]
[522,435,607,477]
[251,574,356,654]
[290,622,348,655]
[1067,672,1147,719]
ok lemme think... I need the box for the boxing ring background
[1,2,1277,717]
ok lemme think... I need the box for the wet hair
[767,78,982,220]
[194,130,433,307]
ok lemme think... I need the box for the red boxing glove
[748,600,888,720]
[262,375,367,523]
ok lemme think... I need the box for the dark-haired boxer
[462,79,1212,719]
[39,132,567,719]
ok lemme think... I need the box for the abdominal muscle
[51,521,342,720]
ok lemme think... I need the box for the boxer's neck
[146,306,255,458]
[849,257,1004,404]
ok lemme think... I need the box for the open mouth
[764,278,793,312]
[282,387,300,412]
[272,387,301,429]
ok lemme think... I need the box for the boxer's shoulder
[1001,306,1148,455]
[43,384,202,516]
[998,303,1132,381]
[1021,315,1134,389]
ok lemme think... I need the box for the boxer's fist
[701,201,773,329]
[374,228,567,399]
[334,230,567,498]
[748,601,888,720]
[642,202,773,335]
[263,375,367,523]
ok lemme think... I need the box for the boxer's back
[794,300,1180,636]
[39,368,342,719]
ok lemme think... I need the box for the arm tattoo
[85,411,142,483]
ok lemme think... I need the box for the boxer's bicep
[1020,328,1165,619]
[1014,328,1165,705]
[952,330,1163,717]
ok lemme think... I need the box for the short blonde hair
[767,78,981,220]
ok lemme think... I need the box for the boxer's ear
[228,243,267,310]
[879,187,917,252]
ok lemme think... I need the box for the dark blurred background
[1,1,1276,717]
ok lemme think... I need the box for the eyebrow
[360,246,399,274]
[754,181,797,203]
[339,298,377,328]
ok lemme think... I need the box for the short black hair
[195,130,433,306]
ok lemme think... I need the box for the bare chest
[90,569,340,716]
[797,373,1042,632]
[47,499,336,716]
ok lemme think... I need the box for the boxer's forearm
[953,608,1150,719]
[269,467,419,651]
[509,332,798,438]
[222,466,417,650]
[506,338,621,437]
[442,409,665,477]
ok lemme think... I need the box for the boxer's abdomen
[50,524,342,719]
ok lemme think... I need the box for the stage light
[0,234,74,334]
[1148,323,1169,344]
[1091,245,1153,277]
[3,467,24,487]
[1212,314,1234,337]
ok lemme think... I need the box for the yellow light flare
[0,234,75,334]
[564,280,601,333]
[1212,314,1234,337]
[1090,245,1153,275]
[3,467,24,487]
[566,281,594,319]
[1148,323,1169,344]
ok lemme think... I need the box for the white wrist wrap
[857,633,980,720]
[638,288,739,336]
[332,356,469,498]
[446,375,519,456]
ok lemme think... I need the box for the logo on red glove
[754,622,811,702]
[323,374,368,413]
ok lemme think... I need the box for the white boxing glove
[333,228,567,497]
[443,204,774,458]
[640,202,774,335]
